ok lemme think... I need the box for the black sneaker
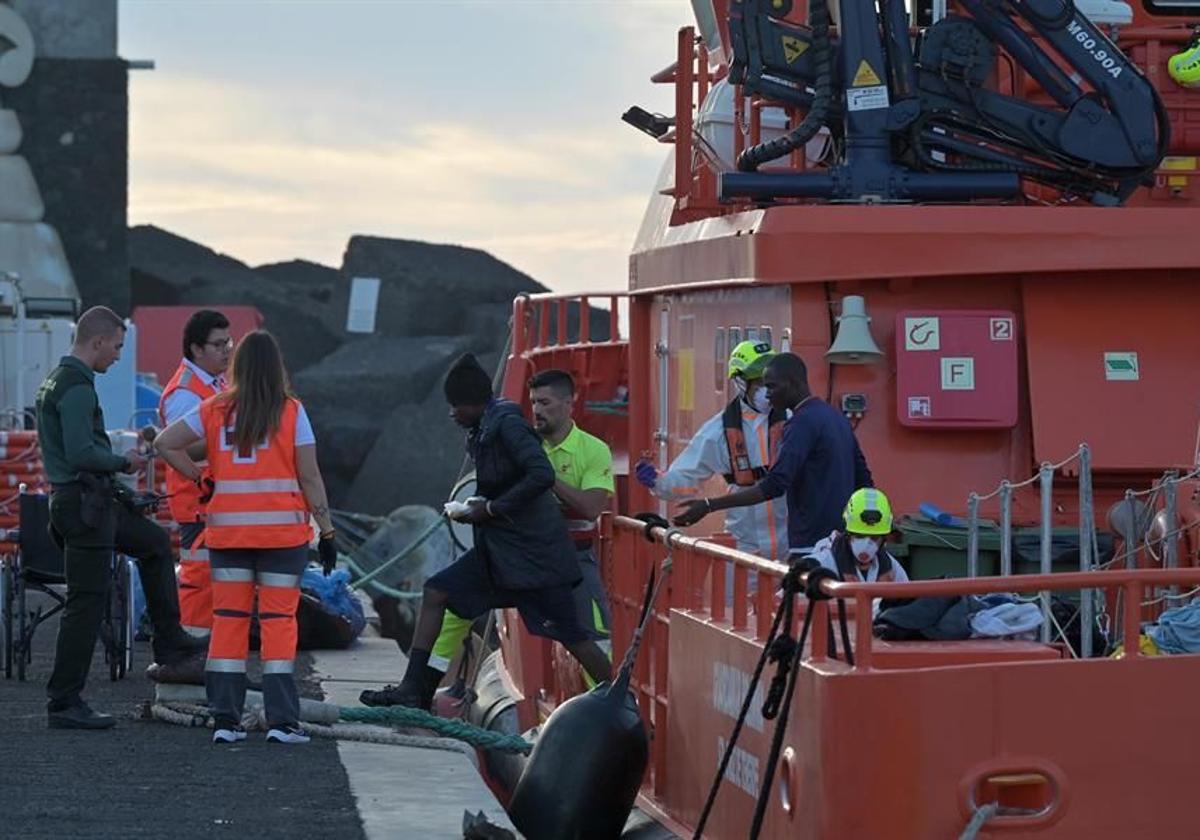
[212,725,247,744]
[358,683,429,710]
[266,725,310,744]
[48,702,116,730]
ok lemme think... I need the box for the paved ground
[0,592,365,840]
[2,591,679,839]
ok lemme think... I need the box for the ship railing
[510,292,628,356]
[964,443,1200,657]
[605,513,1200,796]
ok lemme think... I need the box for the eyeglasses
[205,338,234,350]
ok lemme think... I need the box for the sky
[118,0,688,294]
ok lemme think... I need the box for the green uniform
[36,357,129,483]
[432,422,615,682]
[36,356,186,711]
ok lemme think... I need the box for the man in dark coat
[360,354,612,709]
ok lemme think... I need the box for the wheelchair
[1,492,134,682]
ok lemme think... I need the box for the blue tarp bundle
[1148,601,1200,655]
[302,566,367,639]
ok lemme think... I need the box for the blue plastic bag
[301,567,367,637]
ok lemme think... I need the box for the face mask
[750,386,771,414]
[850,537,879,565]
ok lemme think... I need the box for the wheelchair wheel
[106,557,132,681]
[16,569,26,682]
[118,558,133,679]
[1,562,12,679]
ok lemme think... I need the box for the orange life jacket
[200,396,311,550]
[159,362,219,524]
[721,399,787,487]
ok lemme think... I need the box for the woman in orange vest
[155,330,337,744]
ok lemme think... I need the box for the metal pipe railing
[1079,444,1094,658]
[1000,480,1013,577]
[967,492,980,578]
[1164,470,1179,602]
[510,293,628,355]
[1039,462,1054,643]
[614,515,1200,664]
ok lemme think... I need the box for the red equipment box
[895,309,1018,429]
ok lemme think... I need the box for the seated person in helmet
[810,488,908,615]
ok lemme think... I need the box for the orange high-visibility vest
[159,362,219,524]
[200,395,311,550]
[721,399,786,487]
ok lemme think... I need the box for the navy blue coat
[468,400,580,591]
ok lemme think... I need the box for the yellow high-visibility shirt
[542,422,614,495]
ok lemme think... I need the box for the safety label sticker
[941,357,975,391]
[852,60,882,87]
[1104,351,1139,381]
[846,84,890,112]
[908,396,932,419]
[782,35,809,63]
[904,316,940,351]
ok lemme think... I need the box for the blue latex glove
[634,458,658,489]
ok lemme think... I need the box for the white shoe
[213,726,247,744]
[266,725,310,744]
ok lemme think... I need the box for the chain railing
[966,443,1200,656]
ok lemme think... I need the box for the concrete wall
[2,0,128,312]
[9,0,116,59]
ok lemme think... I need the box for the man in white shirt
[151,310,231,682]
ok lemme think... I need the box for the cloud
[121,1,693,293]
[128,74,660,291]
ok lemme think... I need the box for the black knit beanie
[443,353,493,405]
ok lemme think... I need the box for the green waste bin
[1011,528,1115,576]
[889,516,1003,580]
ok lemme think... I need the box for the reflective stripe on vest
[720,399,786,487]
[214,478,301,494]
[180,546,210,564]
[201,396,311,550]
[160,362,220,524]
[206,658,246,673]
[207,511,308,528]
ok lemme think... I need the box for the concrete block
[0,5,35,87]
[10,0,116,59]
[0,156,43,221]
[0,222,77,299]
[0,110,22,154]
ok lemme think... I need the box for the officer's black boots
[48,702,117,730]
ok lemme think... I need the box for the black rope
[749,567,840,839]
[692,562,806,839]
[837,597,855,668]
[633,512,670,543]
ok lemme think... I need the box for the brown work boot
[145,650,206,685]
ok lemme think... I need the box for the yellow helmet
[843,488,893,536]
[1169,37,1200,88]
[728,340,776,380]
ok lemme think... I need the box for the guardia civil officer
[36,306,204,730]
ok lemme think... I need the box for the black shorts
[427,548,592,645]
